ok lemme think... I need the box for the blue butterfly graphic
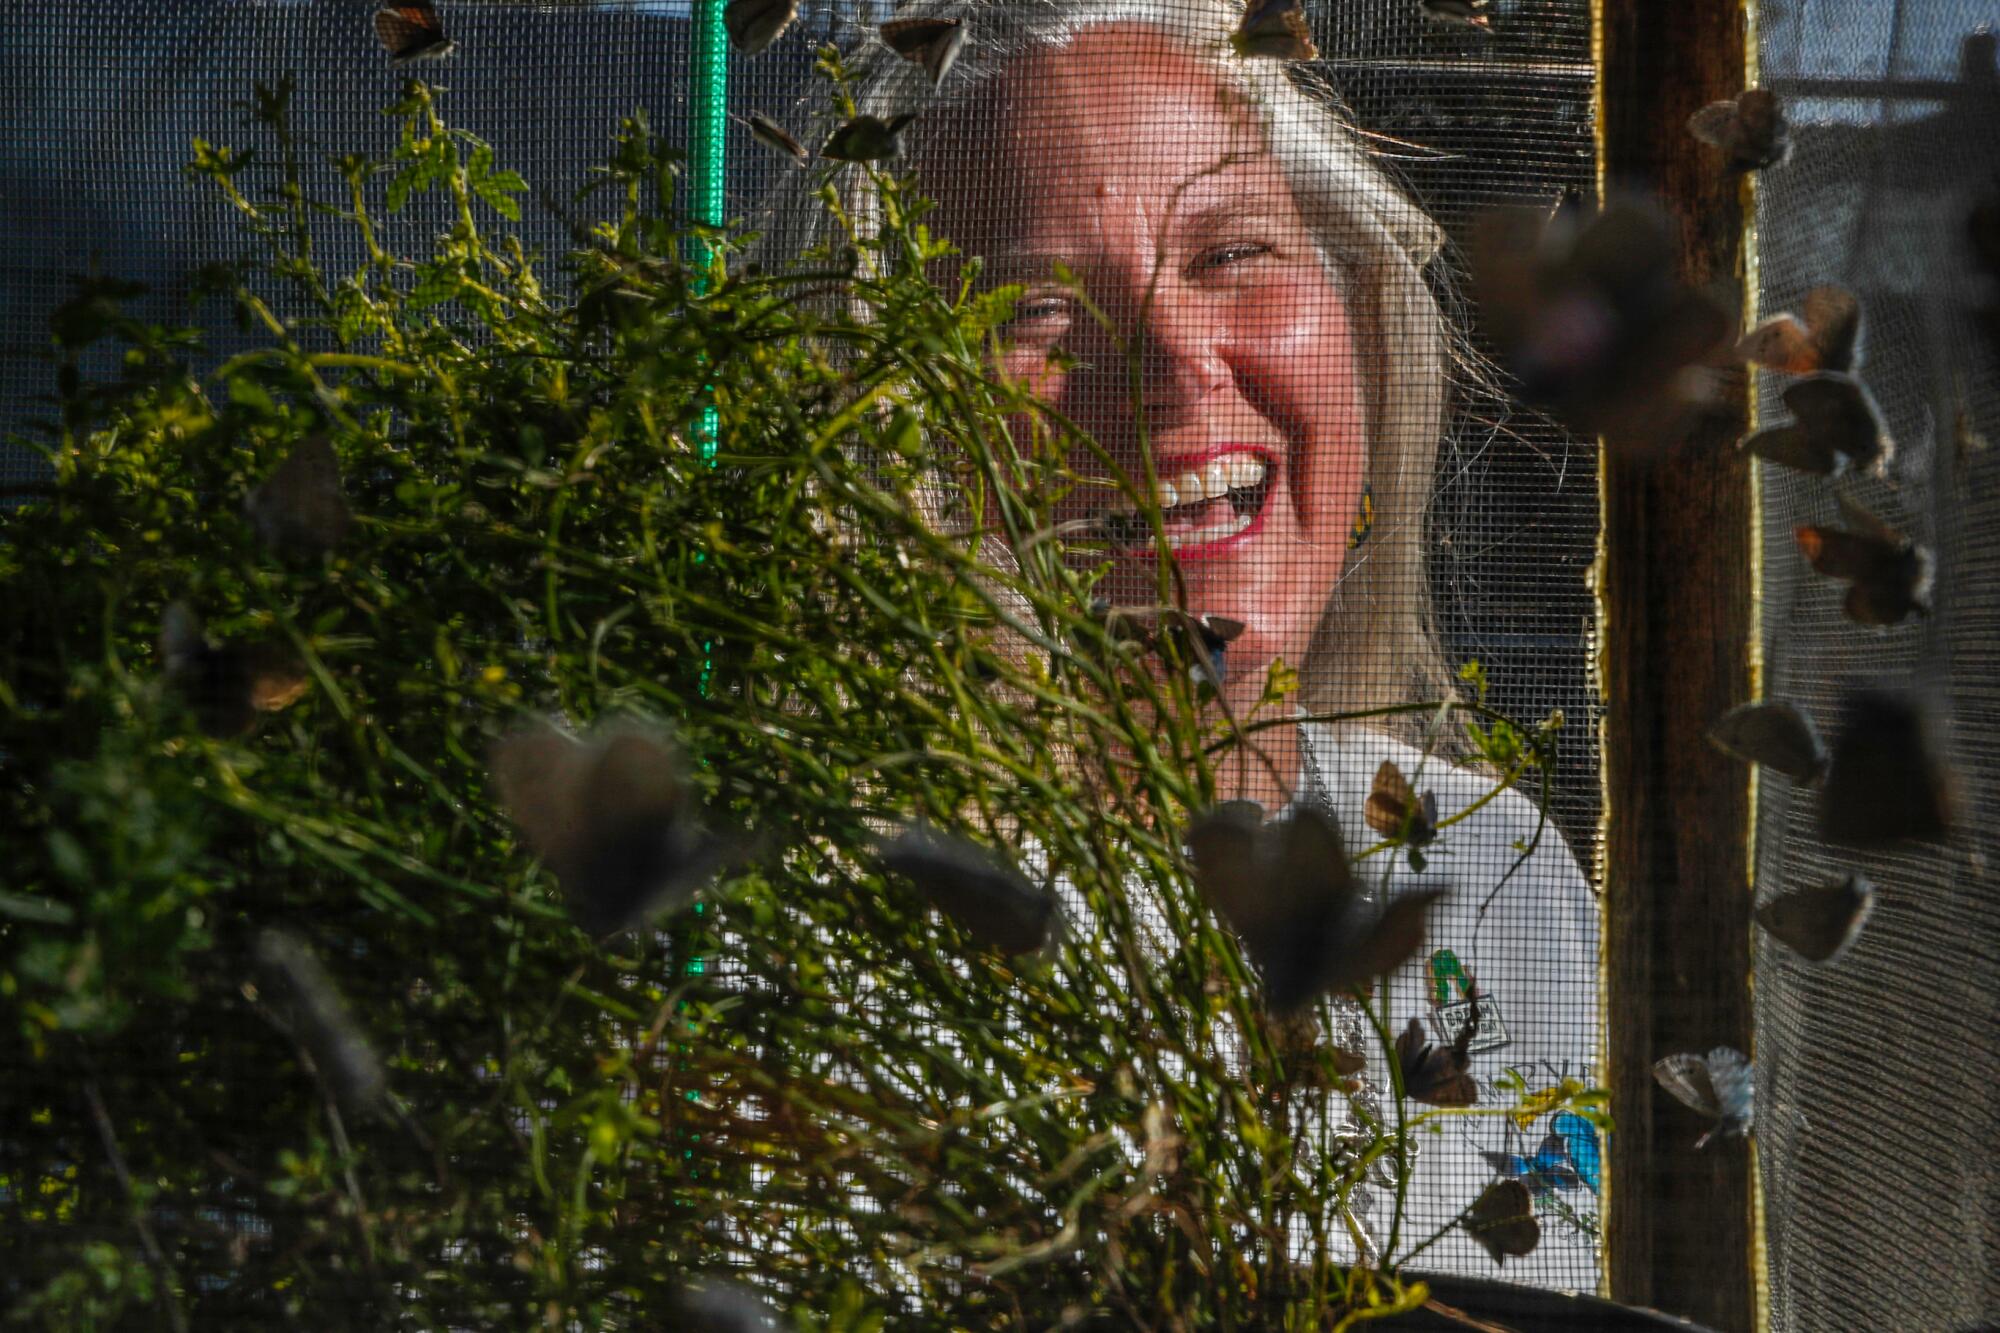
[1482,1111,1601,1197]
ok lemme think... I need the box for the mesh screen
[1751,4,2000,1329]
[0,0,1607,1303]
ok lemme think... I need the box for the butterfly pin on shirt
[1482,1110,1601,1196]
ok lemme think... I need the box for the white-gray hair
[757,0,1460,740]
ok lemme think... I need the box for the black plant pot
[1384,1275,1722,1332]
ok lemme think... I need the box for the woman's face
[919,25,1369,707]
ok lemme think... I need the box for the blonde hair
[757,0,1460,742]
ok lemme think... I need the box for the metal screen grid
[1752,3,2000,1328]
[1,0,1608,1305]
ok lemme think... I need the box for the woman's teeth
[1100,454,1270,549]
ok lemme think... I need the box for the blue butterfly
[1482,1112,1601,1197]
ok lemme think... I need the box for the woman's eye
[1003,295,1073,336]
[1192,242,1274,274]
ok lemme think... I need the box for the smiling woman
[761,0,1602,1288]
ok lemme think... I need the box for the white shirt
[1294,723,1602,1287]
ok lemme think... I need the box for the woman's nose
[1128,298,1230,427]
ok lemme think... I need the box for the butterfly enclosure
[0,1,1994,1330]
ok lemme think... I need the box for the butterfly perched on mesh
[1742,374,1894,479]
[1793,497,1932,627]
[1092,603,1245,689]
[373,4,455,64]
[880,17,967,87]
[1420,0,1492,29]
[245,435,352,558]
[1706,699,1828,784]
[1395,1000,1478,1107]
[1735,285,1862,375]
[1755,873,1875,964]
[1687,88,1790,172]
[490,719,735,936]
[1460,1179,1540,1265]
[822,112,918,163]
[254,928,387,1118]
[1185,803,1441,1014]
[159,602,311,739]
[880,825,1059,956]
[1233,0,1317,61]
[1471,199,1732,443]
[1819,689,1955,846]
[738,113,807,163]
[1364,760,1438,861]
[1482,1112,1600,1197]
[723,0,798,56]
[1652,1045,1753,1149]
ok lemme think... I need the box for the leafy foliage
[0,74,1584,1329]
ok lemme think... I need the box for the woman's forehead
[914,26,1290,252]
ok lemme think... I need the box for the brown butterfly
[1420,0,1492,29]
[723,0,798,55]
[1706,699,1828,783]
[1687,88,1790,172]
[1794,498,1932,627]
[1233,0,1317,61]
[490,719,734,935]
[738,112,807,163]
[1819,690,1955,846]
[1364,760,1438,847]
[245,435,351,557]
[822,112,918,163]
[1185,803,1441,1014]
[254,928,388,1117]
[880,825,1059,956]
[160,602,310,739]
[880,17,967,87]
[373,4,455,63]
[1755,874,1874,964]
[1742,373,1894,478]
[1461,1179,1540,1265]
[1395,1003,1478,1107]
[1735,285,1862,374]
[1470,200,1732,443]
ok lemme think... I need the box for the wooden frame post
[1597,0,1759,1329]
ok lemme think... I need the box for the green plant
[0,73,1594,1329]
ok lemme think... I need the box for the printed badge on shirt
[1426,948,1511,1054]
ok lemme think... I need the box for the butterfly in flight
[374,4,455,63]
[1652,1045,1753,1149]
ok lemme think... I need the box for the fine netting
[0,0,1610,1315]
[1751,5,2000,1329]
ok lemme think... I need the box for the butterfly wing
[723,0,798,55]
[1652,1052,1722,1119]
[1397,1015,1477,1106]
[1731,89,1790,168]
[1233,0,1317,60]
[883,827,1056,956]
[1552,1111,1602,1193]
[880,17,966,86]
[374,5,449,62]
[822,115,905,163]
[1364,760,1414,839]
[1686,100,1744,151]
[246,434,352,556]
[1800,285,1862,372]
[1706,699,1828,782]
[1462,1180,1540,1264]
[1754,874,1874,963]
[1783,374,1892,477]
[1734,313,1817,373]
[743,113,807,162]
[1704,1046,1755,1140]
